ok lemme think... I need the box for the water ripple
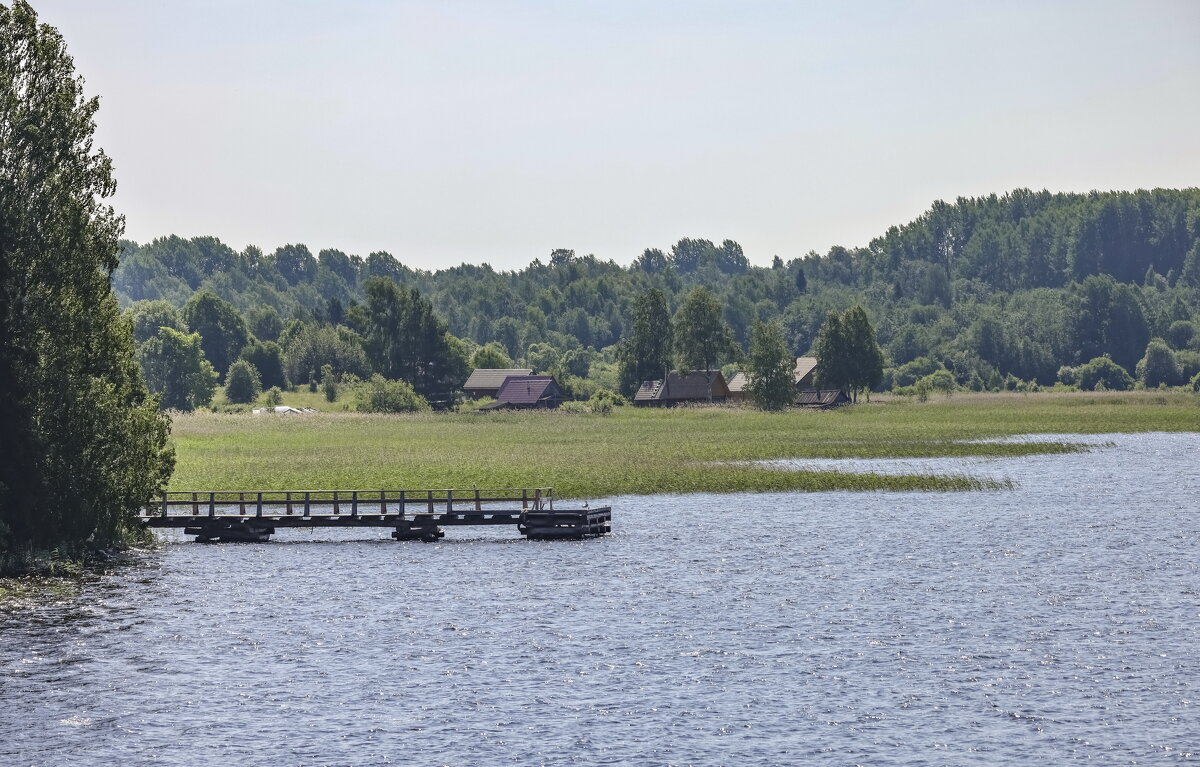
[2,432,1198,765]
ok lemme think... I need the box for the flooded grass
[166,391,1200,498]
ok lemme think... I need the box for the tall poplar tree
[1,1,174,564]
[616,287,673,396]
[813,305,884,402]
[746,320,795,411]
[674,286,737,401]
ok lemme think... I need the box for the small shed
[463,368,534,399]
[794,357,818,390]
[480,375,565,410]
[633,371,730,406]
[797,389,851,408]
[726,371,749,403]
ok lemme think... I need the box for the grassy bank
[167,391,1200,498]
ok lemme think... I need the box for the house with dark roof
[633,371,730,406]
[479,375,565,410]
[462,368,534,399]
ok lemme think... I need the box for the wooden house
[633,371,730,406]
[462,368,533,399]
[793,357,818,390]
[726,372,749,403]
[479,375,565,410]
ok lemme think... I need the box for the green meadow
[168,391,1200,498]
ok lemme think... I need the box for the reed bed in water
[167,391,1200,498]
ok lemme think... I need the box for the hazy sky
[34,0,1200,270]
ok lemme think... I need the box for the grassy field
[167,390,1200,498]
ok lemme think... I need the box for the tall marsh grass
[169,392,1200,498]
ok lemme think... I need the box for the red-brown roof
[494,375,562,406]
[634,371,729,402]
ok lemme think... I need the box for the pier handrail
[144,488,555,517]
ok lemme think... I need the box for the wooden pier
[139,488,611,543]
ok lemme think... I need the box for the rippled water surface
[3,432,1199,765]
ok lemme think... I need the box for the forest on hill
[114,187,1200,404]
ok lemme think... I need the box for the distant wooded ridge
[115,187,1200,392]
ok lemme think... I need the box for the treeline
[114,187,1200,403]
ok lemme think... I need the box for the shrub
[264,387,284,406]
[355,375,430,413]
[915,369,956,394]
[1136,339,1180,388]
[1192,371,1200,392]
[321,364,338,403]
[892,357,945,388]
[558,401,590,415]
[224,359,262,404]
[588,389,624,415]
[1076,356,1134,391]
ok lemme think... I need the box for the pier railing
[145,488,555,520]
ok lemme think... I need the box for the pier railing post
[191,492,198,516]
[399,490,406,518]
[209,492,215,518]
[304,491,311,517]
[256,491,263,518]
[286,491,293,516]
[161,493,168,518]
[522,489,528,511]
[427,490,433,514]
[352,491,358,518]
[475,489,481,511]
[447,489,453,513]
[379,490,386,516]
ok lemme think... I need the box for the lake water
[3,432,1198,765]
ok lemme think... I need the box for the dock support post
[351,490,358,518]
[209,492,216,518]
[256,492,263,518]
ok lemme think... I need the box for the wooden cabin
[726,372,749,403]
[793,357,818,390]
[633,371,730,406]
[479,375,565,410]
[462,368,533,399]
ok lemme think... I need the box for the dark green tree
[746,320,795,411]
[0,2,173,562]
[224,359,262,404]
[616,288,673,396]
[138,328,218,411]
[239,339,288,390]
[362,277,466,402]
[1076,356,1134,391]
[674,286,737,400]
[814,306,884,401]
[127,299,187,344]
[182,290,250,379]
[842,306,885,400]
[1136,339,1180,388]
